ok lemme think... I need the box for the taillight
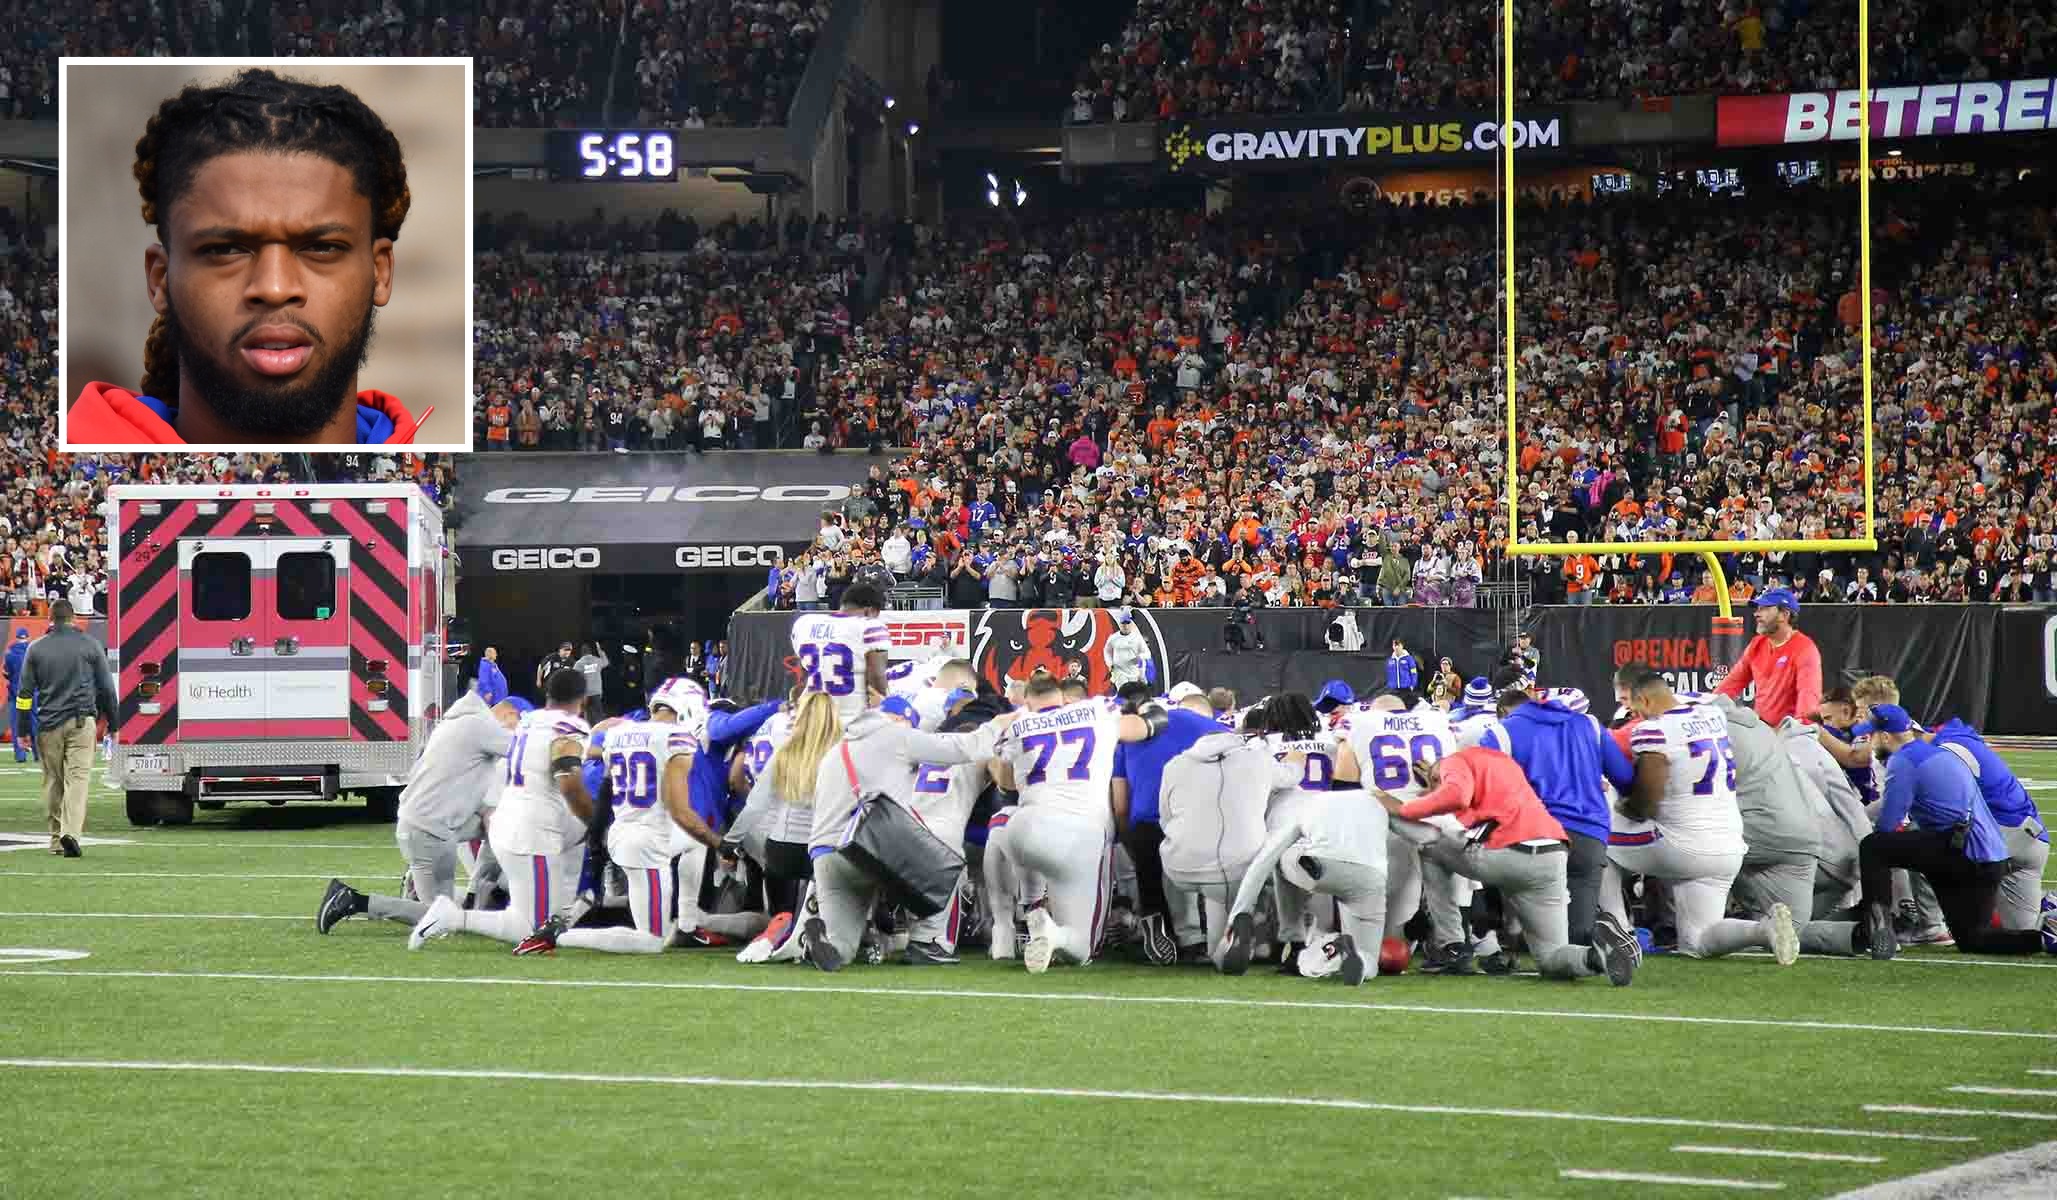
[139,661,161,699]
[367,659,389,696]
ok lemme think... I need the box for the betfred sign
[885,612,970,663]
[1718,79,2057,147]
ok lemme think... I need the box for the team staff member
[1478,679,1635,945]
[1159,725,1276,974]
[1911,716,2050,931]
[17,601,117,857]
[1850,705,2056,959]
[1715,588,1822,727]
[1112,680,1220,965]
[5,627,33,764]
[1375,746,1637,986]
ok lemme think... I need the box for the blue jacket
[691,701,781,827]
[1386,653,1419,691]
[1480,700,1634,842]
[474,658,508,706]
[1930,720,2041,837]
[1112,708,1219,826]
[1879,739,2008,864]
[4,633,26,692]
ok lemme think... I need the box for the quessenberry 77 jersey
[1627,702,1746,854]
[997,698,1122,828]
[791,612,888,726]
[1342,708,1456,804]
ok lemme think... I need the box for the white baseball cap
[1167,682,1206,703]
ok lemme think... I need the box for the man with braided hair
[70,68,425,445]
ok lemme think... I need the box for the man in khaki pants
[18,601,117,857]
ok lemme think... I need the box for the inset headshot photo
[59,57,471,450]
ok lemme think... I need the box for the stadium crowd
[1069,0,2055,119]
[766,175,2057,611]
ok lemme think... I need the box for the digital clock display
[547,131,679,181]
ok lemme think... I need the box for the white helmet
[650,677,709,733]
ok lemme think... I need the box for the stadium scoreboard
[546,130,679,181]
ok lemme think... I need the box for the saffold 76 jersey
[791,612,888,725]
[1626,702,1746,854]
[997,698,1122,827]
[1342,707,1456,804]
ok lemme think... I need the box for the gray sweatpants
[366,823,459,924]
[1422,839,1598,980]
[1270,857,1387,960]
[2000,820,2051,931]
[810,851,883,963]
[1167,860,1257,971]
[1730,856,1856,956]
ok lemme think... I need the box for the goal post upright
[1497,0,1877,661]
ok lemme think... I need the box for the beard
[164,294,378,440]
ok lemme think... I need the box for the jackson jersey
[791,611,888,726]
[1342,708,1456,804]
[998,698,1122,828]
[1627,702,1747,853]
[494,708,594,855]
[600,719,701,853]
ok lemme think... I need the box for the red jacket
[69,382,423,446]
[1398,746,1569,849]
[1715,630,1822,727]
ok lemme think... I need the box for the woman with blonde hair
[727,688,844,962]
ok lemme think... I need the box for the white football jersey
[493,708,593,855]
[909,756,990,836]
[600,719,701,845]
[1626,702,1747,854]
[1263,730,1342,823]
[1451,710,1505,749]
[998,698,1122,827]
[791,611,888,726]
[1342,708,1456,804]
[740,710,792,789]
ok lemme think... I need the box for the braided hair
[132,68,411,401]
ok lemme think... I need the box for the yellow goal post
[1496,0,1879,624]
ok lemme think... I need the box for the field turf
[1,752,2054,1199]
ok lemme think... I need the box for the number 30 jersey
[792,612,888,727]
[600,719,702,866]
[1627,702,1746,855]
[1340,707,1456,804]
[997,699,1122,829]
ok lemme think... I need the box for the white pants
[1005,806,1114,967]
[2000,821,2051,931]
[1604,835,1769,959]
[909,784,978,951]
[457,844,582,944]
[557,862,676,954]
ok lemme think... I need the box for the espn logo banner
[885,612,970,663]
[1718,78,2057,146]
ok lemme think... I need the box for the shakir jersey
[1342,707,1456,804]
[791,611,888,726]
[1264,730,1342,824]
[997,698,1122,828]
[494,708,593,855]
[1626,701,1747,854]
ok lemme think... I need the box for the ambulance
[105,484,453,825]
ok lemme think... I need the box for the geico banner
[1718,78,2057,147]
[1164,110,1566,172]
[477,543,794,573]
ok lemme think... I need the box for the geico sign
[490,547,602,571]
[675,545,785,568]
[482,485,852,504]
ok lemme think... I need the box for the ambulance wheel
[156,793,195,826]
[126,791,161,827]
[364,788,400,822]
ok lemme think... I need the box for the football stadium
[3,2,2057,1196]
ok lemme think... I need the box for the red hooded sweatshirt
[68,382,424,445]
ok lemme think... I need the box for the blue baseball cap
[11,628,26,640]
[1753,588,1800,614]
[1462,676,1494,706]
[879,695,921,728]
[943,687,976,712]
[504,697,536,715]
[1852,703,1912,737]
[1313,680,1355,712]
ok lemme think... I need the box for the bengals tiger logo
[970,609,1167,697]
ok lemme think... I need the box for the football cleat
[1420,941,1477,975]
[1023,907,1056,975]
[513,914,566,956]
[800,917,844,973]
[1477,948,1519,976]
[1334,934,1367,986]
[676,928,732,948]
[315,878,359,934]
[904,939,960,966]
[1865,902,1899,961]
[1138,912,1177,966]
[737,912,793,963]
[1767,903,1800,966]
[2039,902,2057,956]
[1594,910,1642,969]
[1219,912,1255,976]
[408,895,463,950]
[1590,916,1638,987]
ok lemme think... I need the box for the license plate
[129,752,171,774]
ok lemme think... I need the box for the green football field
[1,753,2054,1199]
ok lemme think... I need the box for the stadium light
[1887,148,1903,158]
[986,171,1000,188]
[987,188,1001,207]
[885,96,896,109]
[1013,182,1028,206]
[906,121,920,136]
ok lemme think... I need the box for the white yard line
[1866,1105,2057,1121]
[0,911,302,921]
[1560,1169,1782,1190]
[0,966,2046,1054]
[1948,1086,2057,1099]
[2027,1070,2057,1077]
[0,1057,1975,1143]
[0,871,350,880]
[1672,1146,1883,1164]
[1731,951,2057,971]
[114,842,397,851]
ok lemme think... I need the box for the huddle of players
[315,587,2053,976]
